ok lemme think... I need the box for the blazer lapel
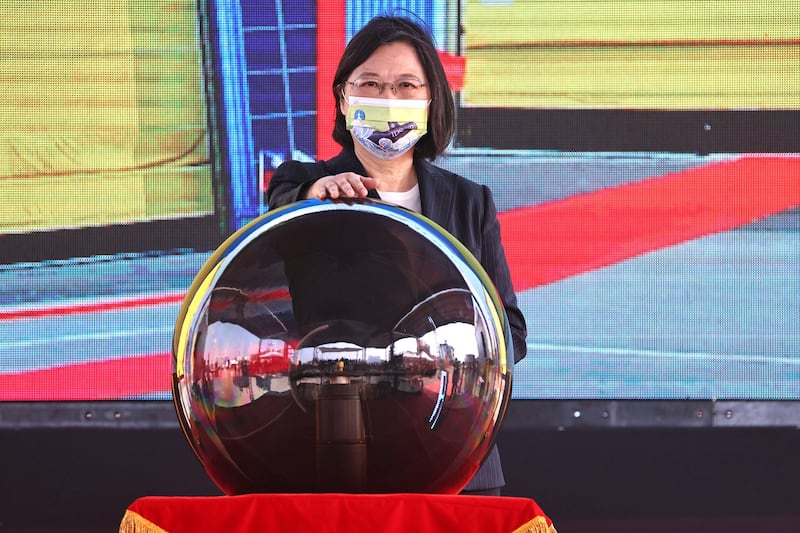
[417,159,453,226]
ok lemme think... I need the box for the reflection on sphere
[173,198,513,495]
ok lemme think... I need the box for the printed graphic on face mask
[346,96,429,160]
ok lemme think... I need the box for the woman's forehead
[354,42,425,78]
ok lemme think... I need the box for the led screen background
[1,0,798,402]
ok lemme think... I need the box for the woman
[267,15,527,496]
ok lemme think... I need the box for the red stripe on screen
[0,293,186,321]
[0,353,172,401]
[0,288,293,321]
[500,156,800,291]
[316,0,346,160]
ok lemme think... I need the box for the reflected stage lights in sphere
[172,198,514,494]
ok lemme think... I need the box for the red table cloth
[119,493,556,532]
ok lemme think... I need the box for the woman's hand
[303,173,380,200]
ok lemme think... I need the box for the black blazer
[267,149,528,363]
[266,149,527,491]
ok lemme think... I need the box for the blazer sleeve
[266,160,328,209]
[479,185,528,363]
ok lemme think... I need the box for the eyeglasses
[344,77,428,98]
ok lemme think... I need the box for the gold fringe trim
[511,515,558,533]
[119,509,170,533]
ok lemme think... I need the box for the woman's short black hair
[331,16,455,160]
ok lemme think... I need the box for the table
[119,493,556,532]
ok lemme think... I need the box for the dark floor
[1,405,799,532]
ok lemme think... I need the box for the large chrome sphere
[173,198,513,495]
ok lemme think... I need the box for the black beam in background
[1,215,223,265]
[456,109,800,154]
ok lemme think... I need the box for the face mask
[345,96,430,160]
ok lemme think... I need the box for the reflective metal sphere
[173,198,513,494]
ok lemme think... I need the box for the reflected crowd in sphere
[173,198,513,495]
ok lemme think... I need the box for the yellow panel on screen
[463,0,800,110]
[0,0,212,234]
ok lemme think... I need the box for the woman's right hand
[303,173,380,200]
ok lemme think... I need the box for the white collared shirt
[378,183,421,213]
